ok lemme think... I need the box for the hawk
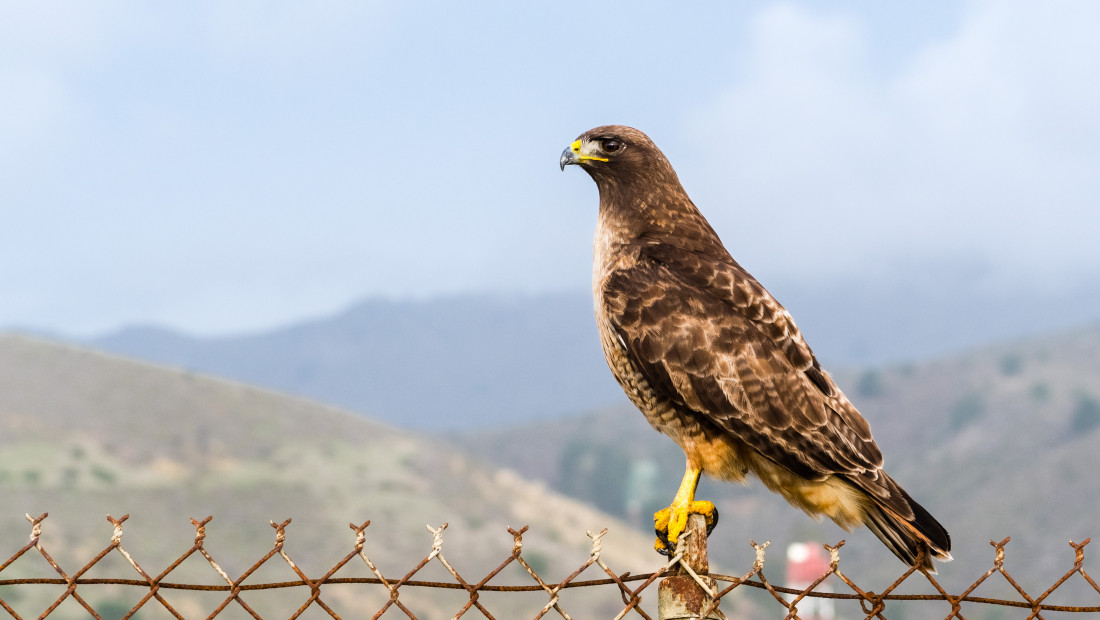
[560,125,951,571]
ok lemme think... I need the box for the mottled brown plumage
[560,125,951,570]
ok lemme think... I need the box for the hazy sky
[3,1,1098,336]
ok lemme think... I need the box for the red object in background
[786,542,831,584]
[785,542,835,620]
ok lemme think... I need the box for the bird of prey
[560,125,951,571]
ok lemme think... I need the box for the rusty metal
[1,514,1098,619]
[658,513,722,619]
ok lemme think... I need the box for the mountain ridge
[83,275,1100,430]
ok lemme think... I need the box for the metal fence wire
[1,513,1098,620]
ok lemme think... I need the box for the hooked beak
[560,142,580,171]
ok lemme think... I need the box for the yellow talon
[654,500,717,553]
[653,464,719,555]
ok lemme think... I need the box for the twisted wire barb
[587,528,656,620]
[513,524,577,620]
[426,522,499,619]
[107,514,180,620]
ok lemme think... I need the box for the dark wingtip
[863,497,951,573]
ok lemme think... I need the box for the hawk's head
[559,125,677,185]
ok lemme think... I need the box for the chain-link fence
[1,513,1097,619]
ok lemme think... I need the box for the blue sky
[3,1,1098,336]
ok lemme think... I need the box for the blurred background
[2,2,1099,617]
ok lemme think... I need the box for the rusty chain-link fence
[1,512,1098,619]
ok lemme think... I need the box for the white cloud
[689,1,1100,281]
[0,0,393,156]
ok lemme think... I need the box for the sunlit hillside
[0,334,655,619]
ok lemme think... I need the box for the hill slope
[0,334,654,619]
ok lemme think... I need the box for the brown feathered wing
[603,240,951,568]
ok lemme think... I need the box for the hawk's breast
[592,217,750,479]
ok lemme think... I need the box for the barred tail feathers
[862,486,952,573]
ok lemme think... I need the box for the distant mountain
[457,324,1100,598]
[0,334,654,619]
[89,293,621,430]
[82,267,1100,430]
[768,261,1100,364]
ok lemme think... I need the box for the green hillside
[0,334,655,619]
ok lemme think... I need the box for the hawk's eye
[601,139,622,153]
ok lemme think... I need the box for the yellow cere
[572,139,609,163]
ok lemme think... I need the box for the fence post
[657,513,723,619]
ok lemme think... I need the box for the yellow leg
[653,462,718,554]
